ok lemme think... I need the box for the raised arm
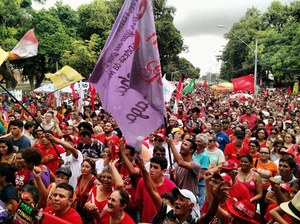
[46,133,78,159]
[198,181,230,224]
[119,139,140,175]
[166,138,193,169]
[109,159,124,189]
[135,156,162,211]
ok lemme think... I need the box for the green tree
[61,34,101,78]
[219,0,300,86]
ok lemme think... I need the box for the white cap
[172,188,197,205]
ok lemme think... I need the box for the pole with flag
[182,78,195,94]
[88,0,165,146]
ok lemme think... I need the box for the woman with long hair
[283,133,298,153]
[255,128,268,148]
[84,159,124,224]
[0,138,16,165]
[75,158,100,221]
[236,154,262,204]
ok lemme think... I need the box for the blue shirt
[193,151,210,186]
[216,131,229,151]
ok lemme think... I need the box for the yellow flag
[45,66,84,89]
[292,82,299,95]
[0,49,9,66]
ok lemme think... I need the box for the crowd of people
[0,85,300,224]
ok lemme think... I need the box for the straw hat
[280,191,300,221]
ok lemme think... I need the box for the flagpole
[0,83,61,157]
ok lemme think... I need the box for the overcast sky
[34,0,294,75]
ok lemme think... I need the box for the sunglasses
[271,132,277,134]
[154,138,163,143]
[208,139,213,142]
[155,153,166,157]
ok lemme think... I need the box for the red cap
[213,172,233,186]
[226,199,258,224]
[154,132,166,141]
[222,159,238,170]
[280,183,290,193]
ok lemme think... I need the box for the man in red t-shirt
[97,122,120,159]
[224,131,250,165]
[43,183,82,224]
[239,107,258,129]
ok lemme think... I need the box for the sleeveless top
[76,175,97,217]
[237,172,256,199]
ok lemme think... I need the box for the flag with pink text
[88,0,165,146]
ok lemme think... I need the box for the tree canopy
[0,0,198,89]
[219,0,300,87]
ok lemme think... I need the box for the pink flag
[232,74,254,93]
[88,0,165,146]
[9,29,38,60]
[176,75,183,100]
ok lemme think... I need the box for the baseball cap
[56,167,72,179]
[172,188,197,205]
[213,172,233,186]
[222,159,238,171]
[226,199,259,224]
[234,131,245,139]
[280,183,290,193]
[154,132,166,141]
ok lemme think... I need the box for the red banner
[232,75,254,93]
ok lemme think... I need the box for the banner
[162,76,176,102]
[182,78,195,94]
[88,0,165,146]
[232,74,254,93]
[45,66,84,89]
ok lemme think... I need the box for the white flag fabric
[162,76,176,103]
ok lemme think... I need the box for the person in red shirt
[97,122,120,159]
[221,159,251,202]
[99,189,135,224]
[222,119,233,136]
[38,131,65,174]
[239,107,258,129]
[43,183,82,224]
[224,131,250,165]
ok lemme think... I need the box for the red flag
[287,85,291,94]
[47,93,54,106]
[263,87,268,95]
[176,75,183,100]
[70,84,79,103]
[232,74,254,93]
[203,79,207,87]
[89,84,97,108]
